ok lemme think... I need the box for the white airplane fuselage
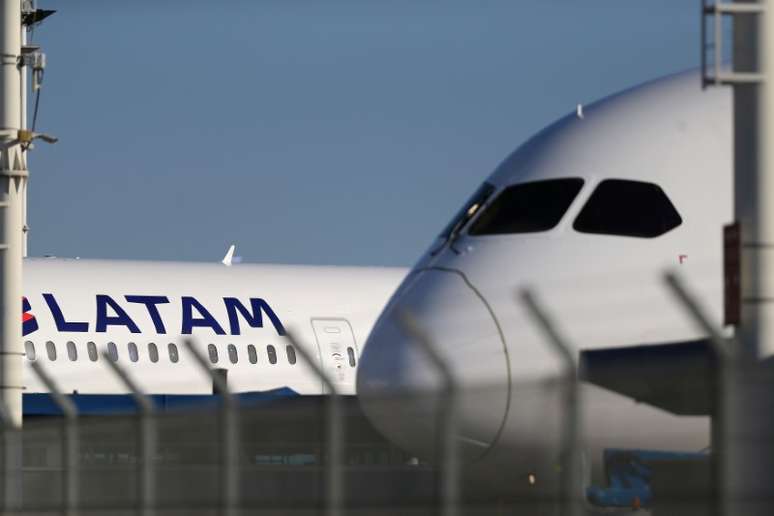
[21,258,405,396]
[357,71,732,495]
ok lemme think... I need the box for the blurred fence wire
[0,277,768,516]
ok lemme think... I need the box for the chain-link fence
[0,273,769,515]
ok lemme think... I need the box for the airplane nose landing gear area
[357,268,511,464]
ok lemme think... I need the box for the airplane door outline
[310,318,359,393]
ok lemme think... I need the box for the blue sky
[28,1,699,266]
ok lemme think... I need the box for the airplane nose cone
[357,269,511,462]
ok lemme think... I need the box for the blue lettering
[125,295,169,334]
[43,293,88,332]
[181,296,226,335]
[96,294,141,333]
[41,293,283,336]
[223,297,286,336]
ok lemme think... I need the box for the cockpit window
[573,179,682,238]
[468,178,584,236]
[440,182,497,238]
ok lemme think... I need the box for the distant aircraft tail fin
[222,244,236,266]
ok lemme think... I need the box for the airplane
[3,4,410,408]
[356,70,733,499]
[21,257,405,397]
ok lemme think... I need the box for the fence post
[0,400,18,515]
[519,289,582,516]
[30,361,78,516]
[102,352,157,516]
[283,329,343,516]
[183,339,239,516]
[664,272,734,516]
[396,311,459,516]
[663,273,733,360]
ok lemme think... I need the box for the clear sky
[28,1,699,267]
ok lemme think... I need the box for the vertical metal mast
[731,3,774,515]
[705,1,774,515]
[19,8,25,259]
[728,12,774,515]
[0,0,25,428]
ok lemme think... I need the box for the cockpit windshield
[468,178,584,236]
[439,182,497,239]
[573,179,682,237]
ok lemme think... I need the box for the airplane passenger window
[228,344,238,364]
[148,343,159,363]
[24,341,35,361]
[87,342,98,362]
[67,341,77,362]
[168,343,179,363]
[286,345,297,365]
[128,342,139,363]
[468,178,584,236]
[573,179,682,238]
[347,347,357,367]
[46,341,56,361]
[107,342,118,362]
[267,345,277,365]
[208,344,219,364]
[247,345,258,364]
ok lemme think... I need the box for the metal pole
[702,0,707,87]
[283,329,343,516]
[663,272,734,516]
[0,399,15,515]
[729,2,774,515]
[183,339,239,516]
[396,311,459,516]
[0,400,11,504]
[30,361,77,516]
[0,0,27,430]
[664,273,733,359]
[734,1,772,357]
[18,10,24,259]
[518,290,582,516]
[102,353,157,516]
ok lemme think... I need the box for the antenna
[20,1,56,258]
